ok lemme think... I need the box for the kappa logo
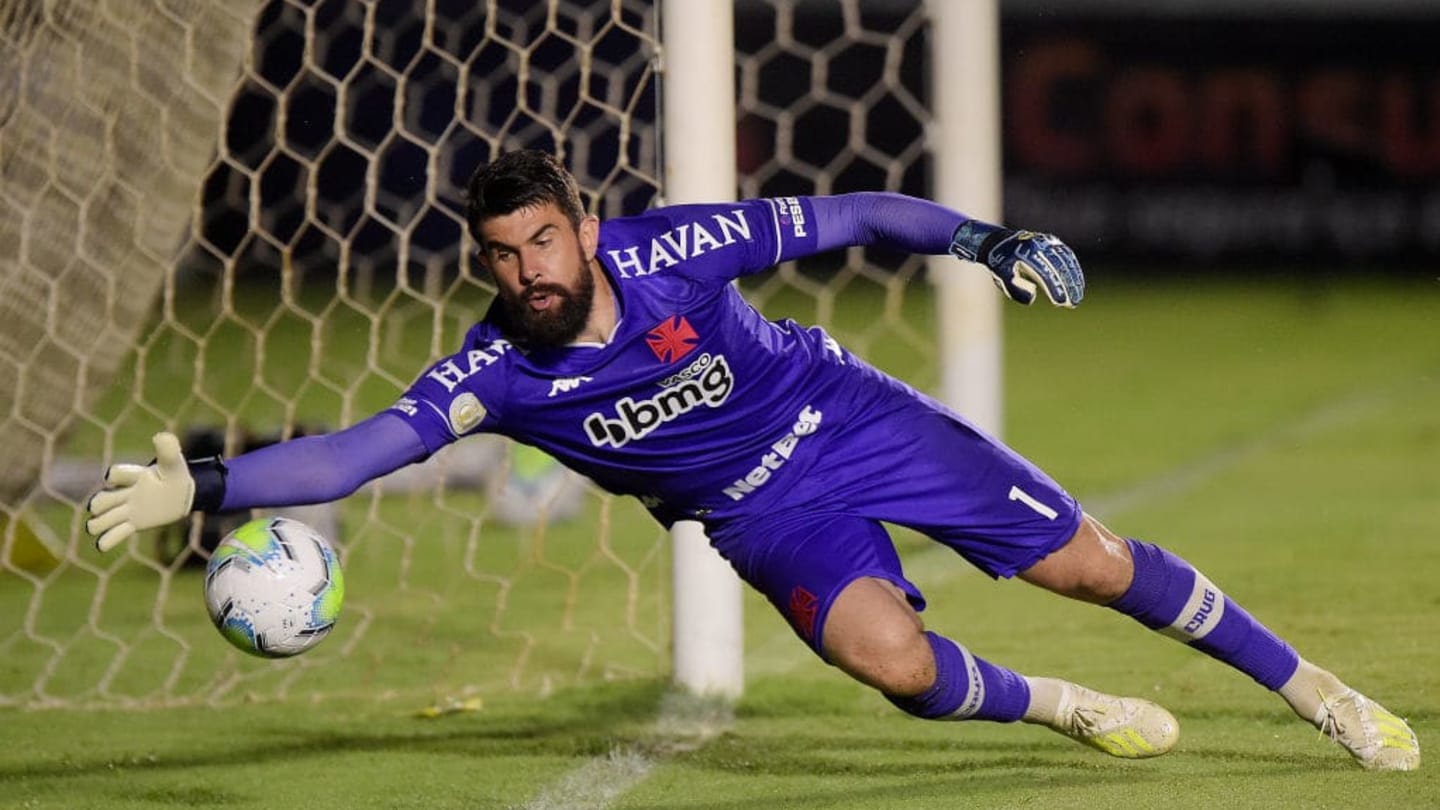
[583,354,734,448]
[548,375,594,398]
[646,315,700,364]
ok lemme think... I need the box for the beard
[502,260,596,347]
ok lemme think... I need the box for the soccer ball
[203,517,345,658]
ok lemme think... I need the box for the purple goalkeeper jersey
[387,196,938,526]
[215,191,1083,654]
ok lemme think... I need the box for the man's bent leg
[823,577,1177,757]
[713,512,1176,758]
[822,577,1028,720]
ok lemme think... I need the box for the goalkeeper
[88,150,1418,770]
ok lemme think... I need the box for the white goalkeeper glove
[86,432,226,552]
[949,220,1085,308]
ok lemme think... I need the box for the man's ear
[579,215,600,260]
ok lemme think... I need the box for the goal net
[0,0,935,709]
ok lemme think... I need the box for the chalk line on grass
[518,691,733,810]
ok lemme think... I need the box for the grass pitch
[2,275,1437,808]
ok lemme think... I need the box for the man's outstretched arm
[86,412,428,552]
[808,192,1085,307]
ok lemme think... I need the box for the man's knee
[822,577,934,696]
[1019,514,1135,604]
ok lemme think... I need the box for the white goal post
[661,0,746,699]
[928,0,1005,437]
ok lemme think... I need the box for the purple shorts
[703,398,1082,655]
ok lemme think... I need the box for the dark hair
[465,149,586,239]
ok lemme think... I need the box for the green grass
[3,275,1438,808]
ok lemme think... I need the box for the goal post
[928,0,1005,436]
[660,0,745,699]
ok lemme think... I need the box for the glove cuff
[949,220,1009,262]
[975,229,1012,265]
[187,456,228,513]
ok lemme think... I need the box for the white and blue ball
[203,517,345,658]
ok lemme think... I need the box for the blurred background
[195,0,1440,285]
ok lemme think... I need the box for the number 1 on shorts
[1009,485,1059,520]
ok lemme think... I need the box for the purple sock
[1109,539,1299,689]
[885,631,1030,722]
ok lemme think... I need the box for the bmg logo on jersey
[584,354,735,447]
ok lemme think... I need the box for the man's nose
[518,254,542,285]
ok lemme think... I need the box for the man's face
[476,202,600,347]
